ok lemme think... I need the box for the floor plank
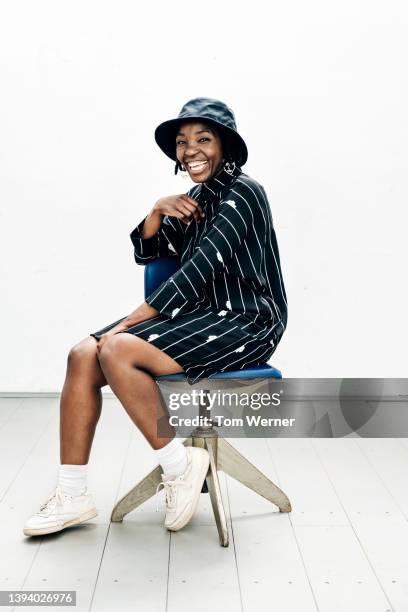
[167,527,242,612]
[345,516,408,612]
[266,438,349,526]
[294,525,392,612]
[355,438,408,519]
[90,427,170,612]
[0,406,61,612]
[312,438,404,611]
[167,466,241,612]
[267,438,396,610]
[226,438,318,612]
[0,398,55,502]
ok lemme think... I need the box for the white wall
[0,0,407,392]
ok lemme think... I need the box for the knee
[68,337,98,367]
[97,334,141,365]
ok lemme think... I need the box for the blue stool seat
[155,363,281,382]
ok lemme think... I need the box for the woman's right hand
[154,195,205,225]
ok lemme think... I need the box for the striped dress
[90,164,288,385]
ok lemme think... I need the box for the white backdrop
[0,0,407,392]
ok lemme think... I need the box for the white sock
[58,464,88,496]
[154,438,188,477]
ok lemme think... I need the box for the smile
[187,161,208,174]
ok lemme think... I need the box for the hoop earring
[223,159,236,175]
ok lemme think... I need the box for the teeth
[188,161,207,168]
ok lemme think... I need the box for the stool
[110,257,292,546]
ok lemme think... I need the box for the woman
[23,97,288,537]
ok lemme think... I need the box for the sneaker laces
[38,486,70,516]
[155,476,191,512]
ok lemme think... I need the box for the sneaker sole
[166,450,210,532]
[23,508,98,537]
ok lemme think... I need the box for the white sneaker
[23,486,98,537]
[155,446,210,532]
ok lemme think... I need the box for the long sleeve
[145,179,260,318]
[130,214,185,264]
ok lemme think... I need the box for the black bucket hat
[154,97,248,167]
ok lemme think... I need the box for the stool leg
[111,438,193,522]
[217,438,292,513]
[204,438,229,547]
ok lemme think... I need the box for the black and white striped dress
[90,165,288,385]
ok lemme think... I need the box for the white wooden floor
[1,396,407,612]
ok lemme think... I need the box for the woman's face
[175,121,223,183]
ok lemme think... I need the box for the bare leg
[97,334,185,450]
[60,337,108,465]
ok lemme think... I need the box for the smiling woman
[90,98,288,384]
[23,97,288,540]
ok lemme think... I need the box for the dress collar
[200,164,242,202]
